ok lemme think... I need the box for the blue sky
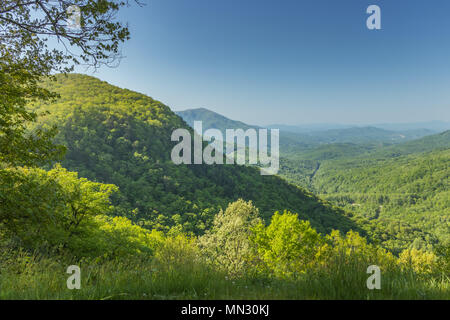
[80,0,450,125]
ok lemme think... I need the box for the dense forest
[277,132,450,253]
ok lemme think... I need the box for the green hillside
[370,130,450,158]
[30,74,361,236]
[313,149,449,247]
[279,131,450,189]
[278,132,450,250]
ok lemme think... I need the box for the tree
[0,0,140,166]
[49,164,118,235]
[251,211,323,278]
[0,165,118,252]
[198,199,262,277]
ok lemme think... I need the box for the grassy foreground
[1,200,448,300]
[0,255,448,300]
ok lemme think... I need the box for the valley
[176,106,450,253]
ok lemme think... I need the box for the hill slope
[278,131,450,249]
[315,149,449,246]
[370,130,450,158]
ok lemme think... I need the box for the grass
[0,256,448,300]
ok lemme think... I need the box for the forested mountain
[277,126,434,146]
[369,130,450,158]
[176,108,257,132]
[285,130,448,165]
[29,74,362,236]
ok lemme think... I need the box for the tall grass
[0,251,448,300]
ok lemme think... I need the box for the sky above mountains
[79,0,450,125]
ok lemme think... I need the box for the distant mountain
[176,108,258,132]
[176,108,436,152]
[305,126,435,144]
[282,129,450,163]
[373,121,449,133]
[268,121,449,134]
[267,123,353,134]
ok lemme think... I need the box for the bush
[251,211,323,278]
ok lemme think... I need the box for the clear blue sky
[80,0,450,125]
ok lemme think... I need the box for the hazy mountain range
[176,108,443,148]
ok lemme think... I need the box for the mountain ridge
[176,107,438,147]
